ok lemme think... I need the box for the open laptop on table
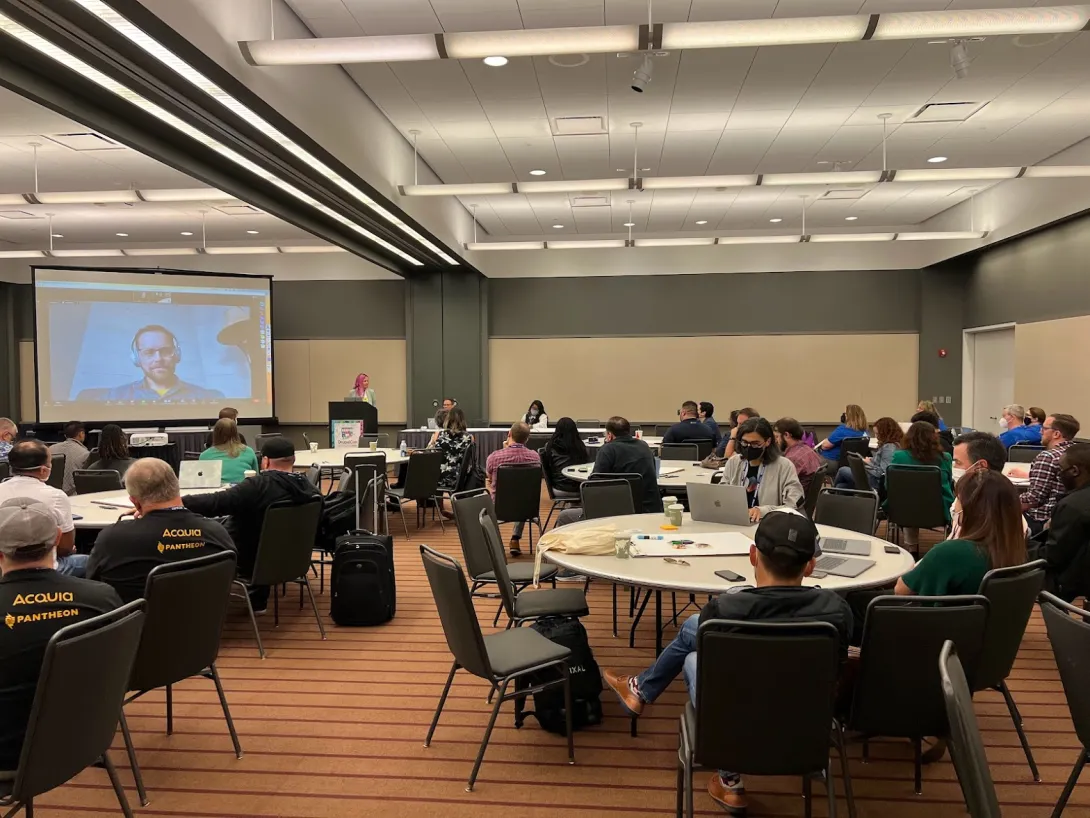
[687,482,753,526]
[819,536,872,556]
[179,460,222,489]
[814,554,875,578]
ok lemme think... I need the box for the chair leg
[398,501,409,538]
[834,721,857,818]
[101,752,135,818]
[684,752,694,818]
[273,588,279,627]
[210,663,243,759]
[913,736,923,795]
[237,582,266,659]
[165,684,173,735]
[998,681,1040,781]
[1052,748,1088,818]
[302,575,327,640]
[23,800,31,818]
[544,501,558,530]
[630,588,652,648]
[675,756,685,818]
[562,665,575,764]
[467,678,508,792]
[425,662,458,748]
[825,767,837,818]
[492,600,504,628]
[803,773,813,818]
[612,584,618,637]
[118,710,148,806]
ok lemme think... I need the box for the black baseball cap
[753,510,819,561]
[260,437,296,460]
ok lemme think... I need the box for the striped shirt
[485,443,540,498]
[1024,440,1074,523]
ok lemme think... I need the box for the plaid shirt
[1024,440,1074,523]
[485,443,540,498]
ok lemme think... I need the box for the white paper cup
[309,442,318,453]
[243,470,257,479]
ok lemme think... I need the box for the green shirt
[888,449,955,522]
[903,538,990,596]
[199,445,259,485]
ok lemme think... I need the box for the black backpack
[516,616,602,734]
[329,532,395,626]
[316,492,356,554]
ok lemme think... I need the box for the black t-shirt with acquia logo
[0,568,122,769]
[86,507,236,604]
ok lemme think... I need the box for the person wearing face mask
[521,400,548,431]
[1040,443,1090,601]
[1022,413,1080,537]
[997,404,1041,448]
[949,431,1027,539]
[705,407,759,466]
[721,417,805,523]
[0,418,16,462]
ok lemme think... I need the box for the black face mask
[738,442,764,461]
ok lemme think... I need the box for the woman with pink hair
[347,373,377,406]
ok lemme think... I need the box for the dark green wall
[919,265,970,426]
[271,280,405,339]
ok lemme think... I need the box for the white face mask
[998,417,1009,430]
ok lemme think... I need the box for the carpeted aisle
[39,491,1087,817]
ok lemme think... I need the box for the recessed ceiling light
[51,233,63,238]
[845,216,858,221]
[246,230,260,234]
[552,224,564,228]
[769,218,782,223]
[928,156,948,163]
[116,232,129,237]
[181,231,194,236]
[695,220,708,225]
[623,221,636,227]
[483,56,508,67]
[616,168,627,172]
[529,169,547,176]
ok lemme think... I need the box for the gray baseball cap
[0,498,58,554]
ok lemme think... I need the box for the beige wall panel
[18,341,35,423]
[273,340,312,424]
[490,335,919,423]
[307,340,407,424]
[1015,318,1090,424]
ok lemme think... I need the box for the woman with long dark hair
[86,423,136,479]
[541,417,589,494]
[721,417,804,522]
[522,399,548,431]
[887,420,954,549]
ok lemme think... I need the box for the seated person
[773,417,822,493]
[917,400,948,431]
[834,416,902,491]
[182,437,320,613]
[949,431,1027,538]
[0,418,15,462]
[0,498,121,772]
[997,404,1042,448]
[896,469,1026,596]
[698,402,722,446]
[541,417,590,495]
[1027,406,1047,434]
[200,418,259,484]
[485,422,541,557]
[48,421,90,495]
[86,458,236,603]
[0,441,86,577]
[721,418,805,522]
[704,407,758,466]
[204,407,247,449]
[887,420,954,550]
[1023,413,1080,537]
[601,512,852,815]
[1040,443,1090,601]
[521,400,549,431]
[433,407,473,496]
[84,423,136,480]
[912,409,954,454]
[662,401,715,447]
[818,404,869,463]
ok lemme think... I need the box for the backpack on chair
[515,616,602,734]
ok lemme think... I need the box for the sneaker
[707,774,747,815]
[251,606,268,617]
[555,569,587,582]
[508,538,522,557]
[601,668,643,717]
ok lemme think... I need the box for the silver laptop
[819,537,872,556]
[687,483,753,526]
[179,460,222,489]
[814,555,875,578]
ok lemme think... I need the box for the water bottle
[400,439,407,457]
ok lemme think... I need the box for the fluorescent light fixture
[122,248,198,256]
[695,220,708,225]
[718,235,800,245]
[548,240,626,249]
[51,249,125,257]
[519,178,629,194]
[845,216,858,221]
[0,250,45,258]
[551,224,564,229]
[623,222,636,227]
[243,33,440,65]
[204,246,280,254]
[762,170,882,186]
[401,183,513,197]
[642,175,755,190]
[0,194,25,205]
[36,190,139,204]
[894,167,1021,182]
[51,233,63,238]
[115,232,129,237]
[139,188,235,202]
[663,16,870,49]
[180,231,194,236]
[634,237,716,247]
[769,218,783,223]
[528,169,546,176]
[72,0,452,265]
[1023,165,1090,178]
[809,233,895,243]
[873,7,1090,41]
[483,56,508,67]
[246,230,260,234]
[896,231,987,241]
[443,26,638,59]
[279,245,346,253]
[465,241,546,251]
[928,156,948,163]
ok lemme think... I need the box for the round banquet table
[545,511,916,653]
[563,461,719,490]
[70,487,226,530]
[292,447,408,469]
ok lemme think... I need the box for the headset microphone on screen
[130,325,182,366]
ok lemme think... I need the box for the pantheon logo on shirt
[157,540,206,553]
[6,608,80,628]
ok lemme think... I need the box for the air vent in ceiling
[214,203,263,215]
[820,188,867,200]
[553,116,607,136]
[907,102,986,123]
[570,196,611,208]
[43,132,124,151]
[0,211,40,220]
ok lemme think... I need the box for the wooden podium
[328,401,378,448]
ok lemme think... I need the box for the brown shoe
[601,668,643,716]
[707,774,748,815]
[508,538,522,557]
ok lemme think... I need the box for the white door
[968,328,1015,432]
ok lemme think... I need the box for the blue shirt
[821,425,868,463]
[702,418,722,445]
[78,378,224,403]
[937,418,948,432]
[998,423,1042,448]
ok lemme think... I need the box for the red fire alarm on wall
[938,348,948,358]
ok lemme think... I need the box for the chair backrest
[849,595,989,738]
[254,433,280,452]
[654,424,674,437]
[692,439,715,460]
[400,449,445,501]
[342,453,386,495]
[813,488,878,536]
[885,464,948,529]
[12,601,145,802]
[419,545,492,679]
[0,460,9,481]
[660,443,699,462]
[451,488,501,580]
[526,433,551,452]
[974,560,1046,691]
[940,641,1003,818]
[129,551,237,691]
[847,451,870,491]
[46,453,65,491]
[580,478,636,519]
[494,463,542,523]
[450,442,477,494]
[360,433,390,448]
[478,508,517,620]
[694,619,840,775]
[588,471,642,511]
[73,469,122,495]
[803,461,832,518]
[250,496,324,586]
[1039,592,1090,748]
[575,419,601,428]
[183,450,202,461]
[838,437,871,469]
[1007,444,1043,463]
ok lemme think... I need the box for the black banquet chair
[493,464,543,555]
[660,443,699,462]
[46,453,65,492]
[846,452,870,493]
[677,619,848,818]
[387,449,445,536]
[813,487,878,536]
[1007,444,1043,463]
[118,551,243,806]
[884,464,950,552]
[0,601,145,818]
[73,469,123,495]
[420,545,574,792]
[541,455,580,530]
[837,437,871,470]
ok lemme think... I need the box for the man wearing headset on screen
[78,325,224,403]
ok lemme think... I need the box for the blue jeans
[57,553,89,578]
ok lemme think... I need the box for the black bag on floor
[330,532,396,626]
[517,616,602,735]
[317,492,356,554]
